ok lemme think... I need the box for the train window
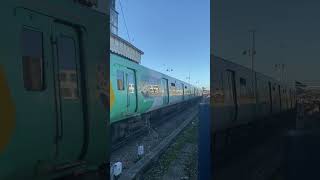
[185,86,187,89]
[58,36,79,99]
[240,78,246,86]
[117,70,124,90]
[240,77,246,96]
[21,28,45,91]
[171,83,175,87]
[127,73,135,93]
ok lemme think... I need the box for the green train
[0,1,108,179]
[110,53,202,142]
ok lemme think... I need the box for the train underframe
[212,108,297,166]
[111,97,202,148]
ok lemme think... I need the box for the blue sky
[213,0,320,86]
[116,0,210,89]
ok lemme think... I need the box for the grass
[142,119,199,180]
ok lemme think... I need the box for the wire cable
[118,0,131,42]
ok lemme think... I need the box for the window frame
[57,35,80,100]
[117,70,125,91]
[21,27,46,91]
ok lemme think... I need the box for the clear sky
[213,0,320,86]
[116,0,210,89]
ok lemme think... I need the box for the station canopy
[110,33,144,64]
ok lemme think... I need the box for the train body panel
[256,73,269,118]
[212,56,296,132]
[0,1,108,179]
[110,53,202,124]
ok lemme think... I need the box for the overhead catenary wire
[118,0,131,43]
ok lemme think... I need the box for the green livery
[110,53,202,124]
[0,1,108,179]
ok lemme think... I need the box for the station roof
[110,33,144,64]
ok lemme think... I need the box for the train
[110,53,203,142]
[0,1,108,179]
[211,56,297,159]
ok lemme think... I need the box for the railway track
[111,102,198,152]
[110,104,199,180]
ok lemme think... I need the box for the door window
[21,28,45,91]
[240,77,247,97]
[127,72,135,93]
[162,79,169,104]
[117,70,124,90]
[57,36,79,99]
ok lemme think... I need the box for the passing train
[110,53,202,142]
[211,56,296,159]
[0,1,108,179]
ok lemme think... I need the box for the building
[110,0,118,34]
[110,0,143,64]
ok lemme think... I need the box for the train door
[182,83,185,100]
[226,70,238,122]
[278,85,282,111]
[161,78,169,105]
[126,68,137,114]
[16,9,57,167]
[289,90,293,108]
[53,23,86,163]
[268,82,273,113]
[286,89,289,110]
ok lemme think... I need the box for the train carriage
[0,1,108,179]
[110,53,202,142]
[212,56,296,128]
[211,56,296,158]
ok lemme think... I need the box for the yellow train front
[0,1,108,179]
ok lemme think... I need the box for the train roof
[111,52,202,90]
[213,55,293,88]
[2,0,109,35]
